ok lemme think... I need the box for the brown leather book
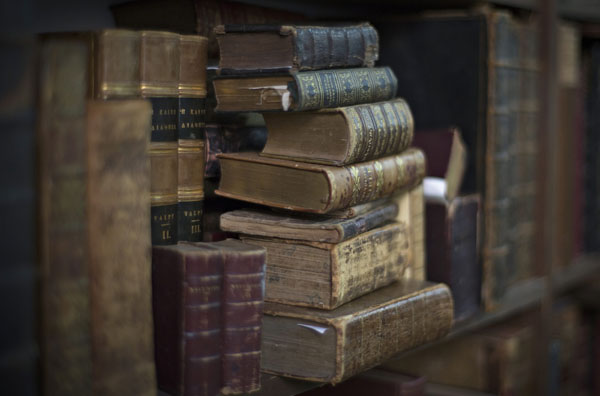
[219,201,399,243]
[393,184,427,281]
[426,195,481,322]
[298,369,426,396]
[261,281,453,383]
[152,240,266,395]
[260,99,414,166]
[86,100,156,395]
[215,149,426,214]
[242,222,409,309]
[213,66,397,112]
[177,34,208,242]
[215,23,378,75]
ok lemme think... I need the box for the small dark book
[152,240,266,395]
[261,281,453,383]
[215,23,378,75]
[426,195,481,321]
[213,67,397,112]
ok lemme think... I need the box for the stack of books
[211,22,454,384]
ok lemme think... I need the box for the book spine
[221,250,266,394]
[38,37,93,396]
[338,284,454,383]
[331,223,410,308]
[178,35,208,243]
[336,202,399,242]
[293,67,397,111]
[86,100,156,395]
[342,99,414,164]
[94,29,141,98]
[141,31,180,245]
[327,148,426,212]
[294,24,378,70]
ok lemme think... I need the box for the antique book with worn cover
[299,369,426,396]
[213,67,397,112]
[426,195,481,321]
[215,23,378,75]
[220,201,399,243]
[242,222,409,309]
[177,34,208,242]
[152,240,266,395]
[260,99,414,166]
[413,128,467,202]
[261,281,453,383]
[86,100,156,395]
[393,184,426,281]
[216,149,426,214]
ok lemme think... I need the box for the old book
[86,100,156,395]
[260,99,414,166]
[177,34,208,242]
[298,369,426,396]
[153,240,266,395]
[220,201,399,243]
[216,149,425,214]
[326,198,391,219]
[413,128,467,202]
[111,0,304,58]
[152,243,223,396]
[213,66,397,112]
[215,23,378,75]
[426,195,481,321]
[261,281,453,383]
[242,222,409,309]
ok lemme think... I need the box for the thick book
[413,128,467,202]
[152,240,266,395]
[177,34,208,242]
[426,195,481,322]
[242,222,409,309]
[260,98,414,166]
[220,201,399,243]
[393,184,426,281]
[215,23,378,75]
[299,369,426,396]
[213,66,397,112]
[215,149,426,214]
[261,281,453,383]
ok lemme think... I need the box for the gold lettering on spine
[382,102,399,153]
[350,166,362,206]
[374,161,384,197]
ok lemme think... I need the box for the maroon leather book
[152,244,223,396]
[298,369,426,396]
[426,195,481,322]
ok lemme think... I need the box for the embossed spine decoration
[178,35,208,242]
[343,99,414,164]
[141,31,180,245]
[292,24,378,70]
[95,29,141,98]
[292,67,398,111]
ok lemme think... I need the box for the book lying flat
[261,281,453,383]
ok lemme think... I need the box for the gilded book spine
[293,24,378,70]
[141,31,180,245]
[38,37,92,396]
[221,249,266,394]
[293,67,397,111]
[178,35,208,242]
[328,148,426,211]
[335,202,399,242]
[86,100,156,395]
[343,98,414,164]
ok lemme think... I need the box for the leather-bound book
[152,243,223,396]
[215,149,426,214]
[426,195,481,322]
[261,281,453,383]
[86,100,156,395]
[393,184,426,281]
[220,201,399,243]
[140,30,180,245]
[215,23,378,75]
[260,99,414,166]
[213,66,397,112]
[177,34,208,242]
[298,369,426,396]
[243,222,409,309]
